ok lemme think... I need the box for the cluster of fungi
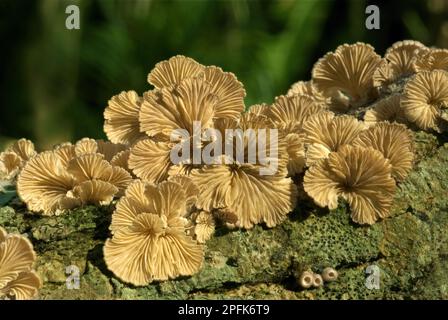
[1,40,447,296]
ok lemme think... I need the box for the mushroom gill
[17,151,77,214]
[194,211,216,243]
[303,145,396,225]
[286,81,330,108]
[104,90,146,145]
[312,43,382,110]
[0,227,41,300]
[353,122,414,182]
[401,70,448,132]
[191,163,297,229]
[17,138,132,215]
[104,179,203,286]
[302,111,367,166]
[147,55,205,89]
[0,139,36,180]
[364,94,407,126]
[413,48,448,73]
[267,94,325,133]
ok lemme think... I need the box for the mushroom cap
[322,267,338,282]
[312,274,324,287]
[104,179,203,285]
[128,138,173,183]
[413,48,448,73]
[384,40,428,76]
[0,138,37,179]
[168,175,200,213]
[104,90,146,145]
[0,270,41,300]
[303,111,367,166]
[17,151,76,215]
[247,103,269,116]
[401,70,448,131]
[202,66,246,119]
[0,227,41,300]
[190,163,297,229]
[298,271,314,289]
[139,77,217,138]
[104,212,203,286]
[110,149,131,172]
[66,153,113,182]
[285,133,306,176]
[6,139,36,161]
[53,143,76,167]
[373,59,397,88]
[287,81,330,107]
[364,94,407,126]
[72,180,119,206]
[267,94,324,133]
[194,211,215,243]
[353,122,414,181]
[303,145,396,225]
[0,152,22,179]
[312,43,382,108]
[147,55,204,89]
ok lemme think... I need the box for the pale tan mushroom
[312,43,382,109]
[401,70,448,132]
[384,40,428,76]
[104,180,203,286]
[139,77,217,138]
[66,153,114,182]
[147,55,205,89]
[0,138,37,180]
[285,133,306,176]
[353,122,414,181]
[374,40,428,88]
[0,152,22,179]
[302,111,366,166]
[364,95,407,126]
[321,267,338,282]
[413,48,448,72]
[110,149,131,172]
[303,145,396,225]
[74,137,98,156]
[72,180,118,206]
[104,90,146,145]
[267,94,325,133]
[0,227,41,300]
[128,138,173,183]
[202,66,246,120]
[6,139,36,161]
[53,142,76,167]
[96,140,127,162]
[17,151,76,215]
[194,211,215,243]
[247,103,269,116]
[190,163,297,229]
[372,59,396,88]
[287,80,330,108]
[168,175,200,212]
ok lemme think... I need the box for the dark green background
[0,0,447,149]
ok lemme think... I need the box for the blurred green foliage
[0,0,447,149]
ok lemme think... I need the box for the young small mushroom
[322,267,339,282]
[298,271,314,289]
[312,274,324,288]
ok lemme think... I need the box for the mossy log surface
[1,132,447,299]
